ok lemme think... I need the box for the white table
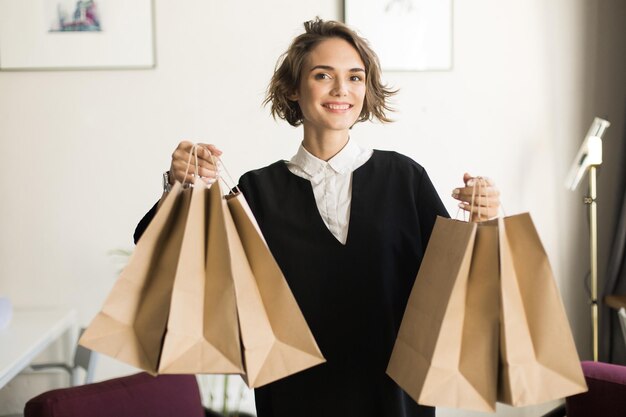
[0,307,77,390]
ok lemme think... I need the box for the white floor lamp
[565,117,611,361]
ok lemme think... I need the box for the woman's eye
[350,75,363,82]
[314,73,331,80]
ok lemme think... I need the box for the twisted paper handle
[182,144,200,188]
[211,154,241,195]
[455,177,490,222]
[456,177,506,221]
[470,177,488,221]
[180,144,240,194]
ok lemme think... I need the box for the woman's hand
[452,173,500,222]
[168,141,222,186]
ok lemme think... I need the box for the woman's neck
[301,126,350,161]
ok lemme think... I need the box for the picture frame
[0,0,156,71]
[344,0,453,71]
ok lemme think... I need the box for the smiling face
[292,37,367,135]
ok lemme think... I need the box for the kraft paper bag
[157,178,243,374]
[81,148,324,384]
[79,181,190,373]
[387,216,500,412]
[226,188,326,388]
[497,213,587,406]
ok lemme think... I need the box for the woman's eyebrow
[310,65,365,73]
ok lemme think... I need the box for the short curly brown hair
[264,18,397,127]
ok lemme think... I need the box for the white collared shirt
[286,139,374,245]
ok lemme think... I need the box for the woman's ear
[287,89,299,101]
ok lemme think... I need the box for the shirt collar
[290,138,363,177]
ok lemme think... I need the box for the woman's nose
[330,79,348,97]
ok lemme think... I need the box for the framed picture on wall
[0,0,156,71]
[344,0,453,71]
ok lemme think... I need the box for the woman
[136,18,499,417]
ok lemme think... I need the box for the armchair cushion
[566,361,626,417]
[24,372,204,417]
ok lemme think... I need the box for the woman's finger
[197,143,223,157]
[452,187,500,201]
[171,141,195,157]
[465,176,495,187]
[194,145,219,164]
[171,152,217,172]
[172,141,221,164]
[171,142,218,169]
[453,195,500,207]
[458,202,499,220]
[458,201,500,212]
[171,160,217,182]
[172,147,215,166]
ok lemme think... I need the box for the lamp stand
[566,117,610,362]
[584,166,599,361]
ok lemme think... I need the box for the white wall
[1,0,624,415]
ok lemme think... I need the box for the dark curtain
[600,105,626,364]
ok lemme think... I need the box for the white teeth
[325,104,350,110]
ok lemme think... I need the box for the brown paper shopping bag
[79,181,191,373]
[387,216,500,412]
[82,147,324,384]
[225,185,326,388]
[497,213,587,406]
[157,178,243,374]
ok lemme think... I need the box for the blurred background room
[0,0,625,416]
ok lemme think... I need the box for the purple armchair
[543,361,626,417]
[24,372,205,417]
[567,361,626,416]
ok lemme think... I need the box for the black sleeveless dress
[134,150,448,417]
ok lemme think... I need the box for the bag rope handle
[455,176,505,222]
[208,153,241,195]
[182,144,200,188]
